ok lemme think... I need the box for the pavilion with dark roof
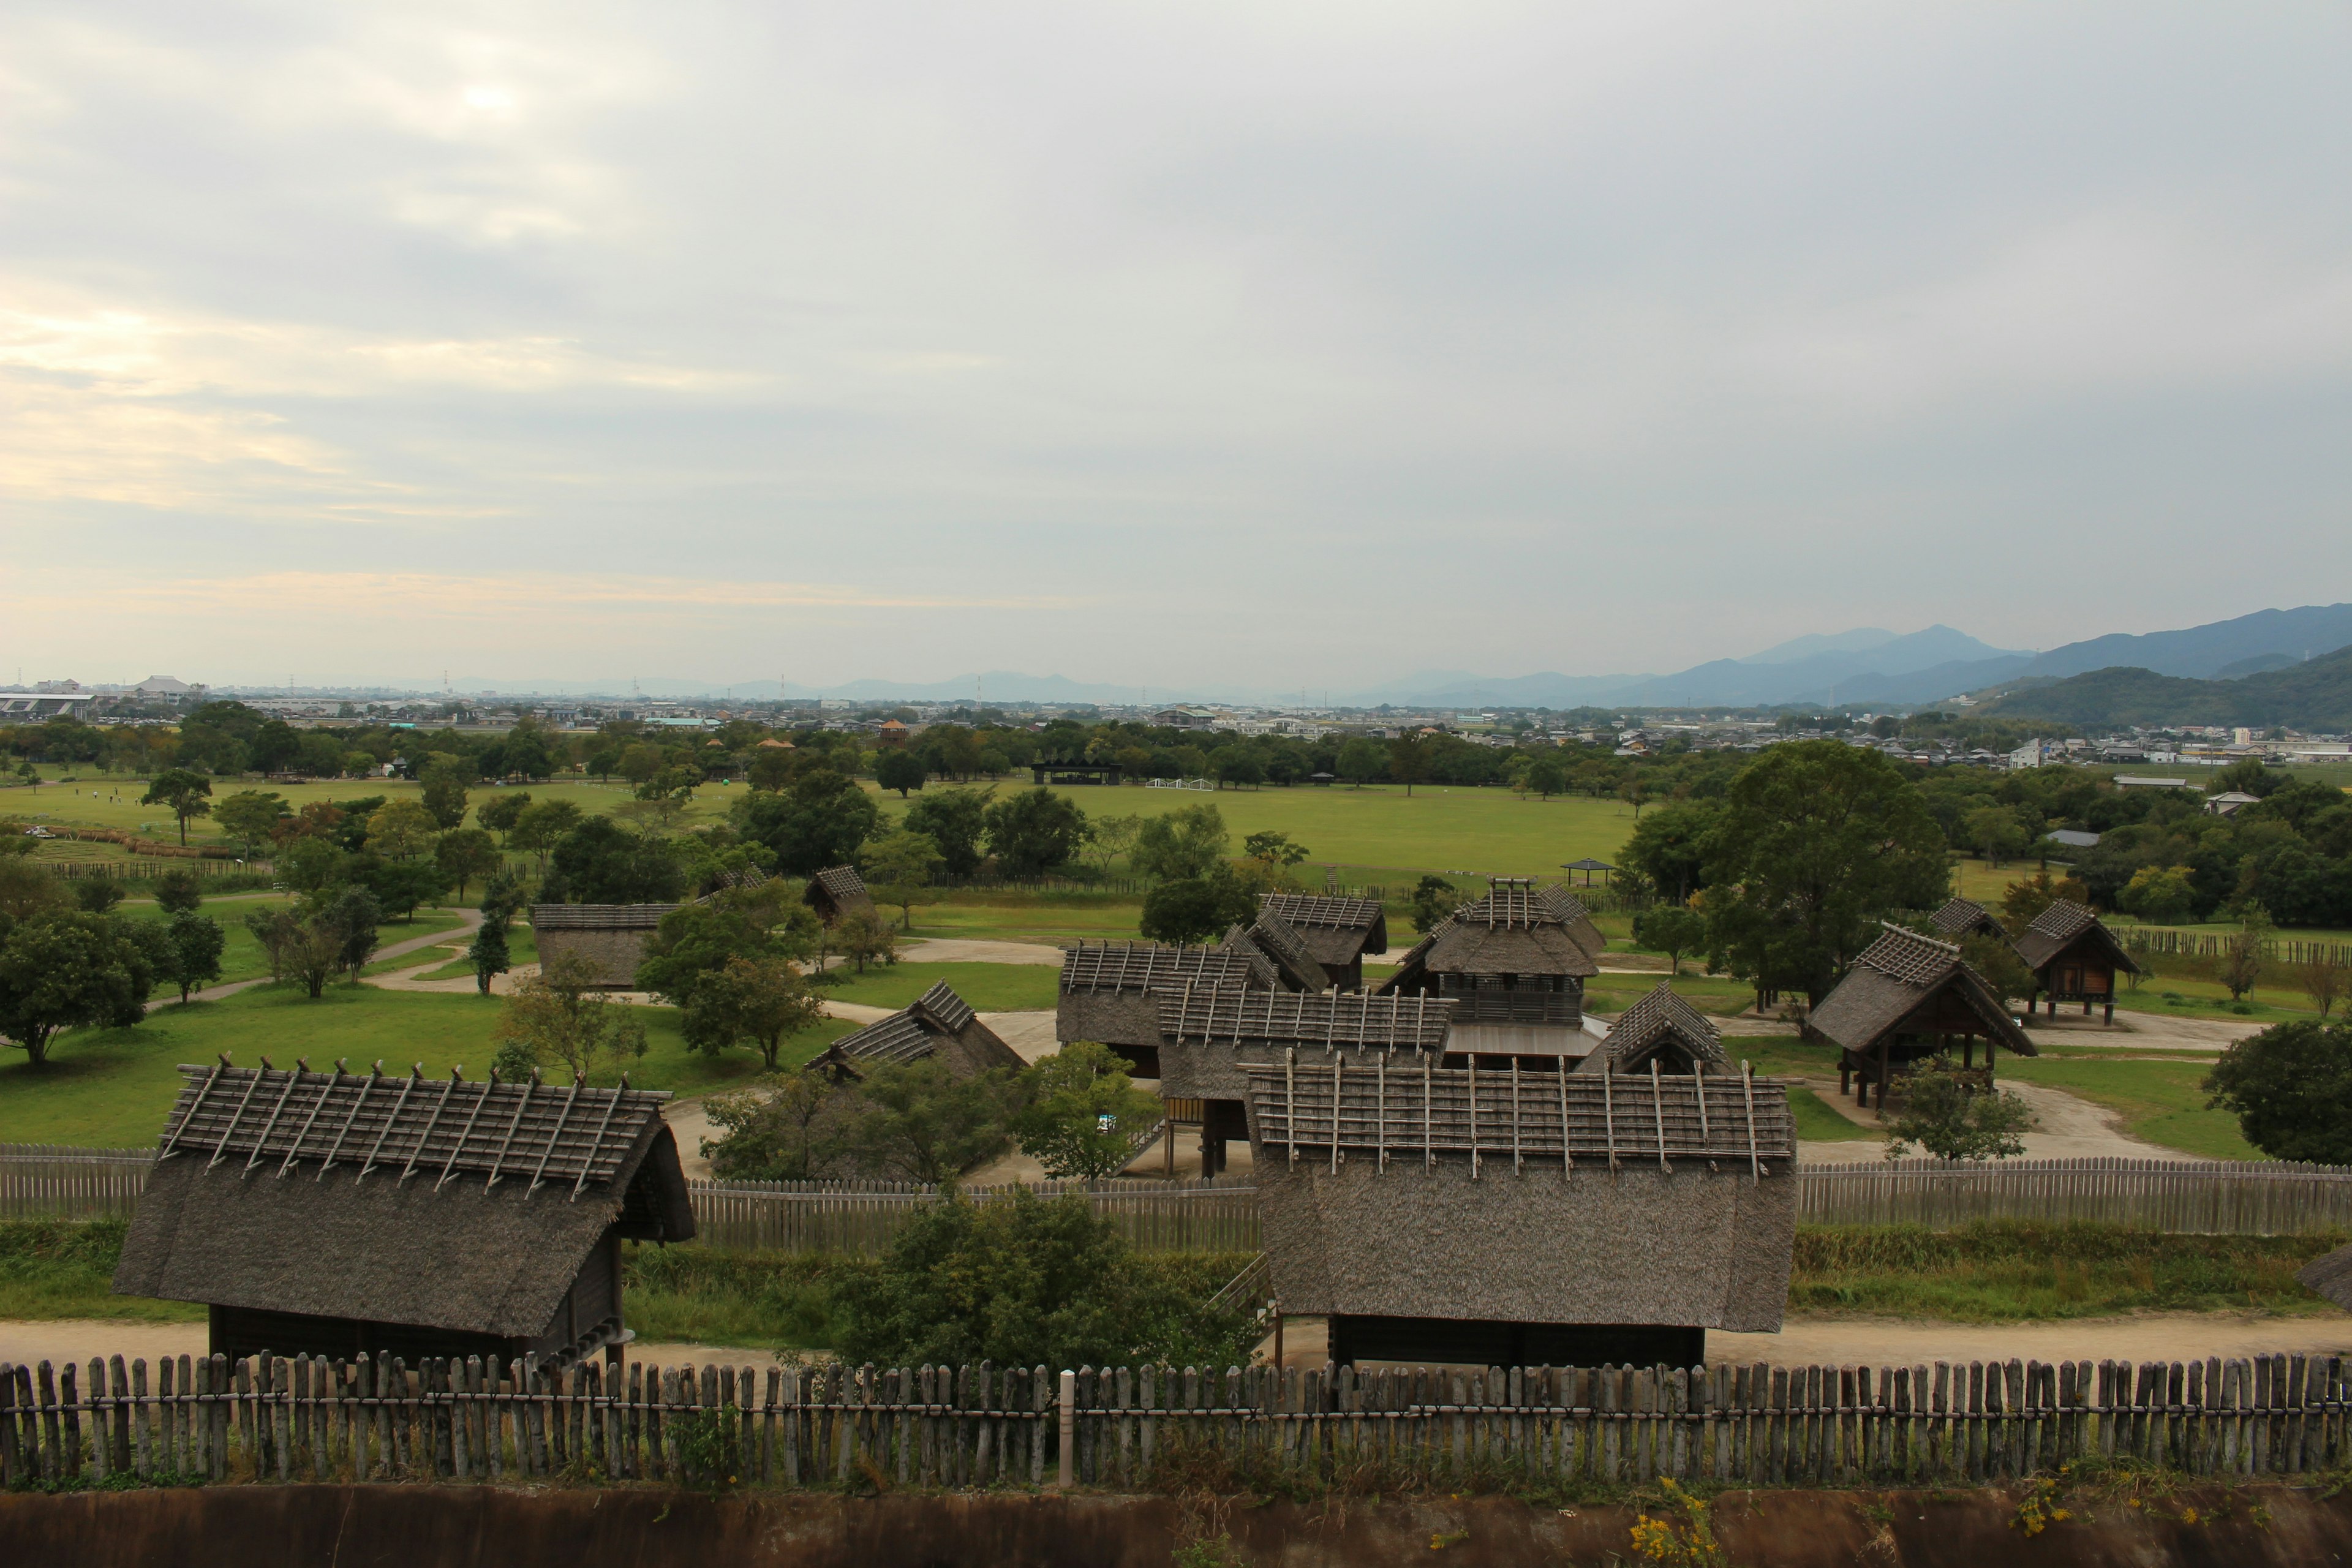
[1257,894,1389,992]
[805,865,876,924]
[1588,982,1730,1076]
[113,1058,693,1366]
[1375,879,1604,1056]
[810,981,1025,1082]
[1246,1055,1797,1368]
[1806,925,2036,1109]
[2012,899,2142,1025]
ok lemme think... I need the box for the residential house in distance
[805,865,876,924]
[113,1060,695,1366]
[810,982,1025,1080]
[529,903,681,988]
[1245,1057,1798,1368]
[2011,900,2143,1025]
[1806,925,2036,1107]
[1221,909,1329,994]
[2204,791,2263,818]
[1257,894,1389,992]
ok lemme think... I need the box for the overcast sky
[4,2,2350,693]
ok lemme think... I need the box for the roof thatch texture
[1156,990,1454,1099]
[1593,983,1730,1074]
[1220,910,1327,993]
[821,982,1023,1077]
[2299,1243,2352,1312]
[806,865,875,917]
[1374,880,1604,989]
[1806,925,2037,1058]
[1927,897,2005,941]
[529,903,680,930]
[2011,899,2142,976]
[1247,1061,1796,1330]
[1059,941,1273,994]
[113,1063,692,1338]
[1258,894,1388,965]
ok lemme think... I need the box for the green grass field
[2000,1055,2259,1161]
[0,983,856,1148]
[1788,1085,1876,1142]
[110,896,461,988]
[821,961,1061,1014]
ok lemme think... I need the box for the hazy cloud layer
[4,2,2350,690]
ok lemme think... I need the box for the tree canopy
[2204,1020,2352,1164]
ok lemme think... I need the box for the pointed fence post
[1056,1370,1076,1489]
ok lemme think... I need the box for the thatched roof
[818,982,1022,1077]
[1220,910,1327,993]
[1258,894,1388,966]
[529,903,680,930]
[1927,897,2005,941]
[1058,941,1272,994]
[1806,925,2036,1059]
[2011,899,2141,975]
[806,865,874,916]
[1158,989,1454,1054]
[2299,1243,2352,1312]
[113,1062,693,1339]
[1593,982,1730,1074]
[1376,881,1601,987]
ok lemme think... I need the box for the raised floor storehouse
[1246,1056,1797,1368]
[2011,899,2142,1024]
[529,903,681,988]
[113,1060,695,1366]
[805,865,875,924]
[1257,894,1389,992]
[1806,925,2035,1107]
[1376,880,1603,1052]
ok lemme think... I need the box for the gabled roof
[1380,880,1602,983]
[1156,988,1454,1054]
[1596,982,1729,1074]
[806,865,875,915]
[821,982,1017,1076]
[1257,894,1389,966]
[910,979,975,1034]
[1806,925,2036,1059]
[2299,1242,2352,1313]
[529,903,681,930]
[1220,910,1327,992]
[2011,899,2141,974]
[113,1061,692,1338]
[1059,940,1273,994]
[1926,897,2005,941]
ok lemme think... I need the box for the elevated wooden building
[1055,941,1276,1079]
[2012,900,2142,1025]
[527,903,682,988]
[805,865,876,924]
[113,1060,694,1366]
[1806,925,2035,1108]
[1257,894,1389,992]
[1246,1057,1797,1368]
[810,981,1025,1081]
[1588,983,1730,1076]
[1375,880,1604,1056]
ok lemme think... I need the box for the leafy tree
[1409,874,1463,935]
[0,911,154,1063]
[835,907,900,971]
[467,918,510,996]
[984,788,1088,876]
[903,786,994,876]
[276,834,348,894]
[1387,734,1431,797]
[158,911,225,1003]
[434,827,502,902]
[361,858,449,921]
[636,895,822,1049]
[2119,864,2197,925]
[731,768,880,875]
[1082,812,1144,874]
[1700,741,1950,1006]
[315,885,385,978]
[140,769,213,846]
[1960,931,2035,1009]
[2204,1020,2352,1163]
[1212,749,1264,790]
[475,792,532,839]
[686,955,826,1069]
[214,790,288,859]
[491,950,650,1082]
[2210,758,2284,799]
[1961,805,2032,868]
[862,828,943,930]
[1616,772,1651,818]
[832,1059,1018,1182]
[1132,803,1227,881]
[1336,737,1388,786]
[2000,869,2090,932]
[152,871,203,914]
[1882,1060,2034,1161]
[2300,952,2348,1020]
[1139,867,1257,944]
[1010,1041,1163,1178]
[2217,910,2271,1001]
[548,816,686,904]
[1242,829,1308,868]
[747,747,794,792]
[366,798,439,861]
[508,798,582,872]
[419,760,471,831]
[1514,753,1569,801]
[247,718,303,775]
[699,1071,851,1181]
[875,748,928,798]
[1620,802,1721,903]
[74,880,124,914]
[1633,906,1706,975]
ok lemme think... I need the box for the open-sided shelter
[1375,880,1604,1051]
[1055,940,1275,1079]
[1806,925,2035,1108]
[810,981,1025,1081]
[528,903,682,988]
[113,1059,694,1366]
[1926,897,2007,943]
[2011,899,2143,1024]
[1257,894,1389,992]
[1588,983,1730,1076]
[805,865,875,924]
[1220,909,1329,994]
[1246,1056,1797,1368]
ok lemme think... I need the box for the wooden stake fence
[685,1177,1259,1254]
[6,1349,2348,1490]
[0,1147,154,1220]
[1795,1156,2352,1233]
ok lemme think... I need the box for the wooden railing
[1795,1156,2352,1234]
[4,1348,2346,1490]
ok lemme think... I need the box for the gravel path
[184,910,483,1003]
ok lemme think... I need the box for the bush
[2204,1020,2352,1163]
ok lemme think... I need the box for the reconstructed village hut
[1155,989,1455,1175]
[1258,894,1389,992]
[1246,1057,1797,1368]
[1926,897,2006,943]
[528,903,682,988]
[1055,940,1276,1079]
[805,865,875,924]
[1806,925,2035,1108]
[1375,880,1604,1053]
[810,981,1025,1081]
[113,1060,693,1366]
[2011,899,2143,1024]
[1588,983,1730,1076]
[2297,1245,2352,1313]
[1220,909,1329,994]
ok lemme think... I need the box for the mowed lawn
[109,895,462,987]
[0,984,859,1148]
[822,961,1061,1013]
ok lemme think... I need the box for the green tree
[1960,931,2035,1009]
[0,911,155,1063]
[2119,864,2198,925]
[1701,741,1951,1006]
[681,954,826,1069]
[158,911,226,1003]
[1882,1060,2035,1161]
[547,816,685,904]
[1011,1040,1163,1178]
[361,858,449,921]
[1242,829,1308,868]
[1617,771,1651,819]
[984,788,1088,876]
[699,1072,850,1181]
[276,834,348,894]
[74,880,124,914]
[1514,753,1569,801]
[435,827,502,902]
[2000,869,2090,933]
[1408,873,1463,935]
[862,828,944,930]
[1620,801,1722,902]
[1633,905,1706,975]
[875,748,928,798]
[1132,803,1227,881]
[1138,865,1259,945]
[140,769,213,846]
[491,950,650,1082]
[475,792,532,839]
[731,768,880,875]
[835,907,900,971]
[1961,805,2032,868]
[2206,1020,2352,1162]
[152,871,203,914]
[903,786,994,876]
[214,790,288,859]
[833,1058,1018,1182]
[419,759,471,831]
[467,918,510,996]
[2217,909,2272,1002]
[508,797,582,872]
[1336,737,1387,787]
[1387,734,1431,797]
[366,797,439,861]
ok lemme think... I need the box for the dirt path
[1789,1070,2196,1164]
[184,910,482,1004]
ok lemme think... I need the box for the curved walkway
[185,909,482,1004]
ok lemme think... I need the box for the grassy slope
[821,961,1061,1014]
[0,983,858,1148]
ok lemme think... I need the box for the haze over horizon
[5,3,2350,690]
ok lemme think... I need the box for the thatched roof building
[805,865,875,924]
[1589,983,1730,1076]
[1155,988,1455,1103]
[528,903,682,988]
[2011,899,2142,1023]
[1926,897,2006,942]
[1220,909,1329,994]
[1055,940,1274,1078]
[1806,925,2035,1108]
[113,1060,693,1365]
[1246,1057,1797,1367]
[2298,1244,2352,1313]
[1376,880,1604,1042]
[811,981,1024,1081]
[1258,894,1389,991]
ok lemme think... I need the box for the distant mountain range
[1983,643,2352,730]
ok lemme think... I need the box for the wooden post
[1056,1370,1075,1488]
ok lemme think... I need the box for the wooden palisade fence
[2124,928,2352,968]
[0,1147,154,1220]
[1795,1156,2352,1233]
[687,1177,1260,1254]
[6,1351,2351,1490]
